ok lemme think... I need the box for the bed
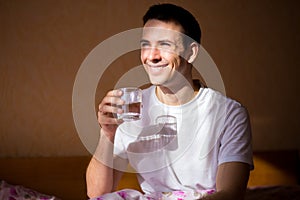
[245,150,300,200]
[0,150,299,200]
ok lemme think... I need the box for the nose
[147,46,161,63]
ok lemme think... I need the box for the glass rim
[118,87,142,92]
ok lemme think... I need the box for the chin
[149,78,166,86]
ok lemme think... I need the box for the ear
[186,42,199,64]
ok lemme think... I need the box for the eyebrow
[140,39,176,44]
[140,39,149,44]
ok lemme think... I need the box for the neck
[156,79,200,106]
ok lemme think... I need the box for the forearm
[86,131,115,198]
[201,162,249,200]
[86,157,113,197]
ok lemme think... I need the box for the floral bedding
[91,185,300,200]
[90,189,215,200]
[0,180,59,200]
[90,186,300,200]
[1,179,300,200]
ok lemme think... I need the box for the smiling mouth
[147,64,169,75]
[147,63,168,69]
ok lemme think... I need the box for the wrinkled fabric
[0,180,59,200]
[90,189,215,200]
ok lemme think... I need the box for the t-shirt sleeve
[218,104,254,170]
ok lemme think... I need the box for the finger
[98,107,122,122]
[106,89,123,97]
[98,113,123,125]
[99,104,123,115]
[100,96,124,107]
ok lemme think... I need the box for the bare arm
[202,162,250,200]
[86,90,125,198]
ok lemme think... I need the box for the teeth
[150,65,166,68]
[148,65,165,74]
[151,66,162,68]
[152,67,162,71]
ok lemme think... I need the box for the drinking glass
[117,87,142,121]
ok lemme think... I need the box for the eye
[160,42,171,47]
[158,41,176,51]
[140,41,150,49]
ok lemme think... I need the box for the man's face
[140,19,189,86]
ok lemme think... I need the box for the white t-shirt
[114,86,253,194]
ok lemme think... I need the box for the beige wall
[0,0,299,157]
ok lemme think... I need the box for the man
[86,3,253,200]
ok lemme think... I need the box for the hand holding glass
[117,87,142,121]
